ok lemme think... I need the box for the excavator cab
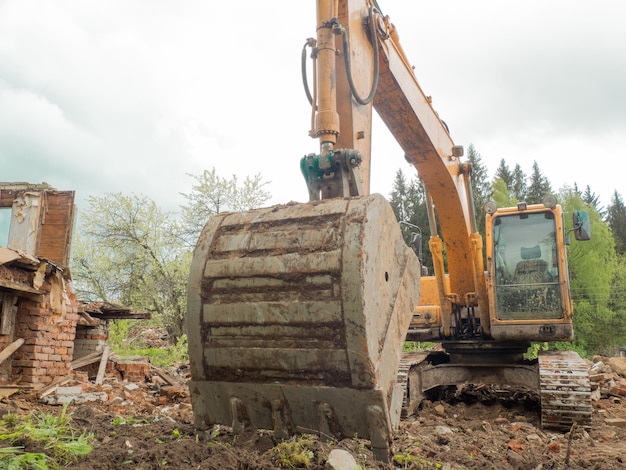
[485,199,587,342]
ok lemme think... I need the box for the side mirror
[572,210,591,241]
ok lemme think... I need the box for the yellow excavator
[187,0,592,461]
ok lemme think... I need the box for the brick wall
[12,289,79,387]
[73,324,109,359]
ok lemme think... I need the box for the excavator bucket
[187,194,420,459]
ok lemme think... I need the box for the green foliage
[71,192,191,341]
[403,341,435,352]
[581,185,606,219]
[0,405,93,468]
[511,164,527,202]
[392,450,442,468]
[180,168,271,246]
[526,161,552,204]
[271,436,315,469]
[113,334,188,367]
[71,169,272,344]
[607,190,626,256]
[0,447,49,470]
[466,144,491,235]
[491,177,516,208]
[524,341,589,360]
[111,415,148,426]
[494,159,513,190]
[389,169,433,272]
[560,187,619,356]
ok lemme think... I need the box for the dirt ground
[3,344,626,469]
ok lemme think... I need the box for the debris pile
[590,356,626,399]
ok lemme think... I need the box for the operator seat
[512,245,548,285]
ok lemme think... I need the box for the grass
[0,404,93,469]
[271,436,315,469]
[108,320,188,367]
[403,341,435,352]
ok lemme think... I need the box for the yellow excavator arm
[187,1,592,461]
[304,0,486,337]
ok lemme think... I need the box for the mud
[0,379,623,470]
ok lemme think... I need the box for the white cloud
[0,0,624,215]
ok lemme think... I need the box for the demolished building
[0,183,148,391]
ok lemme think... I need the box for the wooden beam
[95,345,110,385]
[37,376,72,399]
[149,365,177,386]
[70,350,103,370]
[0,338,24,366]
[0,294,18,336]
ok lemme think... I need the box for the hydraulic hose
[302,7,380,108]
[340,6,379,105]
[301,40,315,106]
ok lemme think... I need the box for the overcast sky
[1,0,624,220]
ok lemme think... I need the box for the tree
[494,159,513,192]
[606,257,626,353]
[466,144,491,235]
[491,177,516,208]
[607,190,626,256]
[180,168,271,246]
[561,188,617,356]
[389,169,433,272]
[511,164,527,202]
[581,185,606,219]
[71,193,190,342]
[526,161,552,204]
[389,169,410,223]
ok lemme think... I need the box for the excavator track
[397,351,429,418]
[538,350,592,431]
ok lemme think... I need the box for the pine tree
[581,185,606,219]
[607,190,626,255]
[494,159,513,192]
[491,177,516,207]
[511,164,527,202]
[389,169,410,223]
[465,144,491,235]
[526,161,552,204]
[389,169,433,271]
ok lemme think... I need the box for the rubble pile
[38,353,189,409]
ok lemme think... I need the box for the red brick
[610,384,626,397]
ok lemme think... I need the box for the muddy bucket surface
[187,194,420,458]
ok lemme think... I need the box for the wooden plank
[37,376,72,399]
[0,294,18,336]
[95,346,110,385]
[0,338,24,366]
[78,311,100,326]
[0,247,20,265]
[150,365,176,386]
[71,350,103,370]
[0,388,19,400]
[89,312,152,320]
[38,191,75,266]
